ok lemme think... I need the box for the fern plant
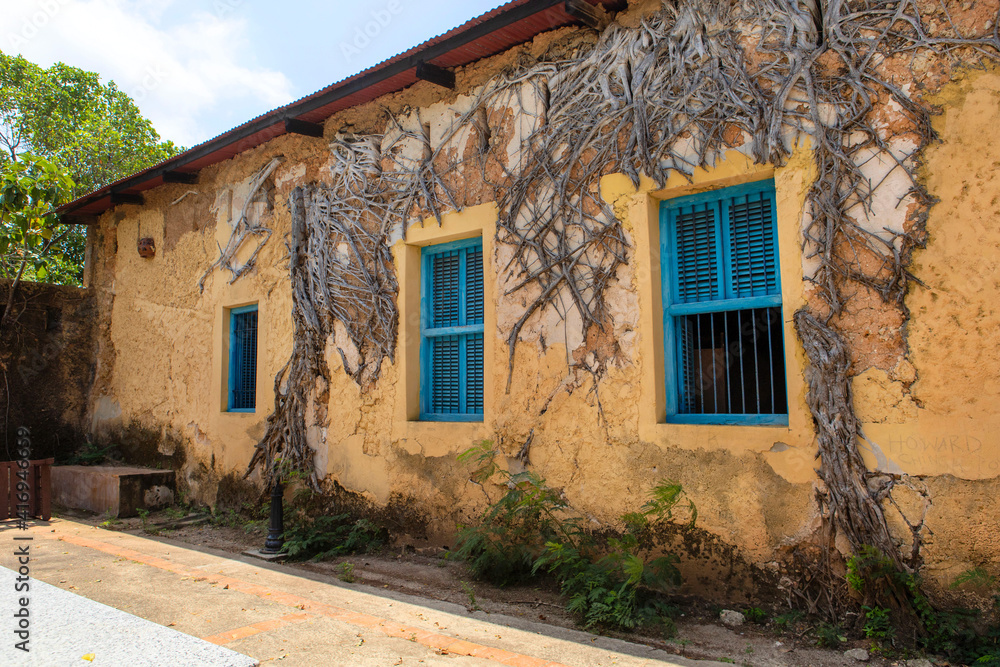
[532,481,693,631]
[454,442,694,632]
[534,537,680,630]
[846,546,1000,663]
[952,568,998,593]
[283,513,386,561]
[454,441,581,585]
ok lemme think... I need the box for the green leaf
[0,52,181,285]
[621,553,645,585]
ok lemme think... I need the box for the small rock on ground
[906,660,934,667]
[844,648,870,661]
[719,609,745,627]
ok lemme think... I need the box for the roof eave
[58,0,622,222]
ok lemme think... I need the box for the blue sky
[0,0,502,147]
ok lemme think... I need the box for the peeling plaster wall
[86,134,329,503]
[857,68,1000,487]
[81,7,1000,597]
[865,67,1000,584]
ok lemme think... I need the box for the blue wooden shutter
[464,245,484,414]
[673,204,720,303]
[431,251,460,327]
[422,239,484,420]
[728,192,778,298]
[466,333,484,414]
[465,246,484,325]
[229,307,258,411]
[430,336,461,413]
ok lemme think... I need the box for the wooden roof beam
[564,0,609,30]
[110,192,144,206]
[416,61,455,89]
[163,170,198,184]
[283,118,324,137]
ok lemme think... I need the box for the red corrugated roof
[59,0,621,219]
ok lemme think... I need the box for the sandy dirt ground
[45,506,934,667]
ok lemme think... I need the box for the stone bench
[52,466,175,518]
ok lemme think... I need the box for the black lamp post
[261,477,285,554]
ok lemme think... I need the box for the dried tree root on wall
[247,140,400,485]
[242,0,1000,593]
[198,157,282,292]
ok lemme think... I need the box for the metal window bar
[737,309,745,413]
[675,307,786,416]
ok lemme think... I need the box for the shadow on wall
[87,418,188,473]
[288,479,431,543]
[0,280,95,462]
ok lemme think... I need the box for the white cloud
[0,0,295,146]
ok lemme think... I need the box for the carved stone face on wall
[137,237,155,258]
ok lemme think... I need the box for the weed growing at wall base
[773,609,804,631]
[743,606,768,624]
[65,441,121,466]
[454,441,695,633]
[846,546,1000,663]
[814,622,846,649]
[337,562,357,583]
[282,513,386,561]
[453,441,576,585]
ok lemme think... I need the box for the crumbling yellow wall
[870,66,1000,585]
[87,135,330,502]
[83,19,1000,597]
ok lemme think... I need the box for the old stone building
[47,0,1000,597]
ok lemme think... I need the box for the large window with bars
[420,238,484,421]
[228,304,258,412]
[661,181,787,425]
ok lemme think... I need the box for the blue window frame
[228,304,258,412]
[420,238,484,421]
[660,181,788,425]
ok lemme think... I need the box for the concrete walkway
[0,519,729,667]
[0,566,258,667]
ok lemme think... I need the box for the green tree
[0,52,180,285]
[0,153,74,330]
